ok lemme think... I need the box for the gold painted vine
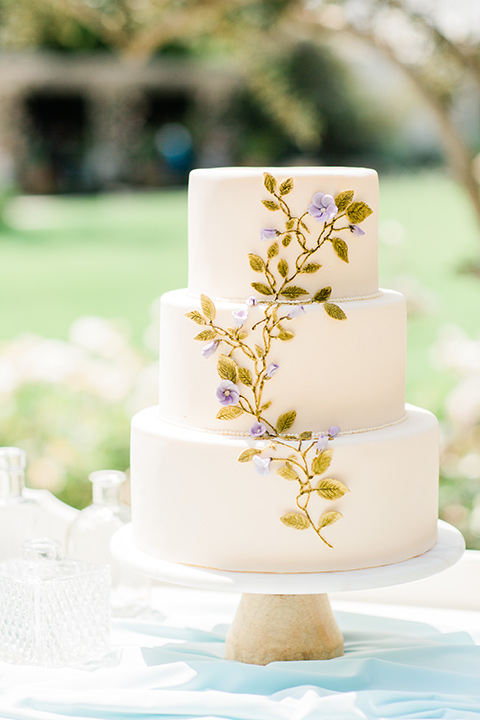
[186,172,372,547]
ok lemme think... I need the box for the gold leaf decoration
[278,329,295,341]
[238,330,248,340]
[255,344,264,358]
[312,449,333,475]
[278,258,289,278]
[302,262,322,274]
[276,410,297,433]
[319,511,343,529]
[280,512,310,530]
[277,463,300,481]
[194,329,217,341]
[267,242,279,259]
[261,401,272,411]
[313,286,332,303]
[248,253,265,272]
[217,354,238,383]
[346,201,373,224]
[238,367,253,386]
[216,406,244,420]
[299,431,312,440]
[282,233,292,247]
[262,199,279,211]
[331,238,349,263]
[279,177,294,195]
[285,218,295,231]
[185,310,206,325]
[264,172,277,193]
[335,189,354,212]
[238,448,262,463]
[200,294,216,321]
[316,478,350,501]
[251,282,273,296]
[324,302,347,321]
[279,286,308,299]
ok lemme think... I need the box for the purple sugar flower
[266,362,279,378]
[246,296,257,307]
[250,421,267,438]
[288,305,306,319]
[216,380,240,406]
[317,434,328,452]
[308,192,337,223]
[253,455,271,476]
[232,308,248,327]
[201,340,219,359]
[349,224,365,236]
[328,425,340,438]
[260,228,278,242]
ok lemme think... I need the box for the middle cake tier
[159,288,406,434]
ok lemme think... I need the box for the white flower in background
[126,363,159,415]
[433,324,480,374]
[445,376,480,430]
[70,316,129,358]
[28,456,66,494]
[19,338,84,384]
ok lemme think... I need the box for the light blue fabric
[1,610,480,720]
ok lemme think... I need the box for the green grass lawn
[1,170,480,415]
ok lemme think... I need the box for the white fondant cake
[130,167,439,573]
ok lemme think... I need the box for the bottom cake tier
[130,405,439,573]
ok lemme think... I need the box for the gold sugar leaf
[267,242,279,259]
[194,329,217,341]
[331,238,349,263]
[324,303,347,321]
[238,448,262,463]
[282,233,292,247]
[302,262,322,274]
[255,344,264,358]
[216,406,244,420]
[319,511,343,529]
[217,354,238,383]
[264,172,277,193]
[299,431,312,440]
[279,177,294,195]
[334,189,354,212]
[285,218,295,231]
[278,258,289,278]
[261,401,272,411]
[312,449,333,475]
[276,410,297,434]
[185,310,206,325]
[277,463,300,481]
[248,253,265,272]
[200,294,216,321]
[280,512,310,530]
[262,199,279,211]
[237,330,248,340]
[251,282,273,296]
[313,286,332,303]
[316,478,350,501]
[278,329,295,342]
[238,367,253,386]
[346,201,373,224]
[279,286,308,299]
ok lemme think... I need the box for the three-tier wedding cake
[130,167,439,573]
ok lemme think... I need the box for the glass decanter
[67,470,149,615]
[0,538,110,666]
[0,447,38,561]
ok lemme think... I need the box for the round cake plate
[111,520,464,665]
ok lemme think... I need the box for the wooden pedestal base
[225,593,344,665]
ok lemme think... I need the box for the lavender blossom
[253,455,271,476]
[246,295,257,307]
[260,228,278,242]
[232,308,248,327]
[288,305,306,319]
[317,434,328,452]
[201,340,219,359]
[266,362,279,378]
[349,224,365,236]
[308,192,337,223]
[216,380,240,406]
[250,421,267,438]
[328,425,341,438]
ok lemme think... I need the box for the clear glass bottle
[0,447,38,561]
[0,538,110,666]
[67,470,149,615]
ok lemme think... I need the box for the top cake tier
[188,167,379,301]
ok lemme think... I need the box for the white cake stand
[111,520,464,665]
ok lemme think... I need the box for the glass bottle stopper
[0,447,26,499]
